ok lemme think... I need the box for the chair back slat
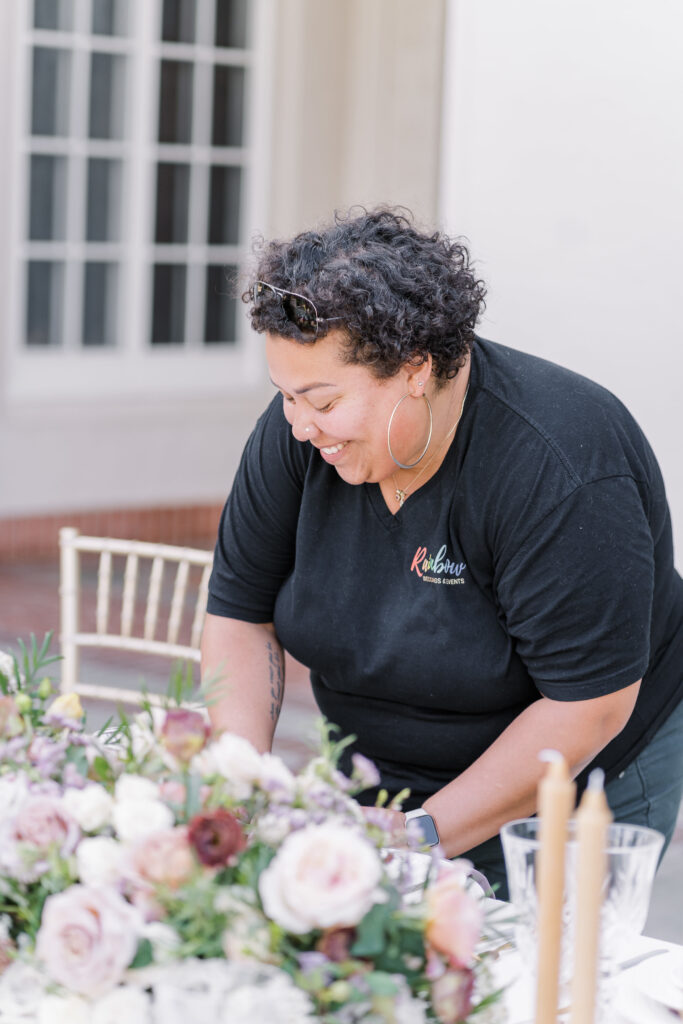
[121,554,139,637]
[59,527,80,691]
[59,529,213,707]
[191,563,212,648]
[167,560,190,644]
[144,556,164,641]
[96,551,112,634]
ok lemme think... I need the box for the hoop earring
[387,393,433,469]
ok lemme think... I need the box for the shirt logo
[410,544,466,585]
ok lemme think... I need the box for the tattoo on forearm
[266,641,284,722]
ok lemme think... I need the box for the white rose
[76,836,126,887]
[218,890,273,964]
[92,985,151,1024]
[385,977,429,1024]
[128,722,156,762]
[62,783,114,832]
[218,969,315,1024]
[259,754,296,800]
[38,993,90,1024]
[141,921,181,964]
[258,823,383,933]
[192,734,263,800]
[113,798,174,844]
[115,775,160,803]
[128,707,166,763]
[0,771,29,819]
[250,811,292,845]
[150,960,225,1020]
[0,960,45,1017]
[222,914,273,964]
[0,651,22,691]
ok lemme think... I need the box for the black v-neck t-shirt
[208,338,683,805]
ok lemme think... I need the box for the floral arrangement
[0,639,503,1024]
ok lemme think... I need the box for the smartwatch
[404,808,440,847]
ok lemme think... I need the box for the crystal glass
[501,818,663,1017]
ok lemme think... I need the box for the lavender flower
[351,753,381,790]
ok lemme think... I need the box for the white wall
[440,0,683,559]
[1,0,447,518]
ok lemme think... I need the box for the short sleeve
[494,476,654,699]
[207,398,308,622]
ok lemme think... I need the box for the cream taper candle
[569,769,612,1024]
[534,751,576,1024]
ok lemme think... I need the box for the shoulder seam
[479,384,583,487]
[507,473,642,567]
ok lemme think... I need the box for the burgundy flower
[161,708,210,762]
[316,927,355,962]
[187,808,246,867]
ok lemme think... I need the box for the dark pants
[463,697,683,901]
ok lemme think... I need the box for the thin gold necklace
[392,383,469,509]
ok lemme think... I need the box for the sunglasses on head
[251,281,342,338]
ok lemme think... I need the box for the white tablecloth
[493,931,683,1023]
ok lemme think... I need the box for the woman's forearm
[423,681,641,857]
[200,613,285,753]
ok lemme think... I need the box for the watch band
[404,808,440,847]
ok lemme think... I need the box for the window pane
[29,155,67,240]
[215,0,248,48]
[212,65,244,146]
[83,263,118,346]
[158,61,193,144]
[92,0,128,36]
[155,163,190,244]
[151,264,186,344]
[208,165,241,244]
[34,0,73,31]
[26,261,64,347]
[87,159,122,242]
[205,264,237,343]
[161,0,196,43]
[89,53,126,139]
[31,47,71,136]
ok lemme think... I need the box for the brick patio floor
[1,555,680,941]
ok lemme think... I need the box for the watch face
[409,813,439,847]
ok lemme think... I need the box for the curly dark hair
[243,207,486,385]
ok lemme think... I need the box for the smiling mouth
[319,442,348,455]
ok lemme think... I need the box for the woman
[202,208,683,897]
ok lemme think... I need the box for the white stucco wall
[1,0,446,517]
[440,0,683,559]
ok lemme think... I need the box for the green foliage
[166,659,196,707]
[316,719,357,768]
[0,634,499,1023]
[233,841,276,890]
[130,938,154,969]
[0,632,60,727]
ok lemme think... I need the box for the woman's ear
[404,354,433,396]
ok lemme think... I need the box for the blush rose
[36,885,142,998]
[129,826,195,889]
[14,796,80,854]
[258,823,383,934]
[425,868,483,968]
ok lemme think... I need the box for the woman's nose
[291,410,317,442]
